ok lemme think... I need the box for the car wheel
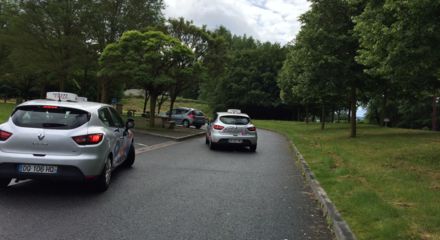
[195,125,202,129]
[0,178,11,188]
[209,139,217,150]
[94,156,112,192]
[250,145,257,152]
[182,120,190,128]
[123,144,135,168]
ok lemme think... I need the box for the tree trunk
[321,104,325,130]
[149,92,158,128]
[305,105,309,124]
[337,110,340,123]
[347,107,351,123]
[169,95,177,119]
[143,89,149,114]
[331,107,335,123]
[157,94,167,114]
[100,78,108,103]
[432,95,438,131]
[350,86,357,138]
[380,89,388,126]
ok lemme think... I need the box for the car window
[194,110,204,116]
[98,108,114,127]
[219,115,250,125]
[108,107,124,128]
[12,105,90,129]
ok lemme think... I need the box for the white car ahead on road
[0,92,135,192]
[206,109,258,152]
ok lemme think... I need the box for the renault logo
[38,133,45,141]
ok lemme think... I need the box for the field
[0,103,15,123]
[254,120,440,240]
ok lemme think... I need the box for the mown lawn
[0,103,15,123]
[254,120,440,240]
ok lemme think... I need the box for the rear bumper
[0,163,86,181]
[0,151,105,180]
[210,133,257,146]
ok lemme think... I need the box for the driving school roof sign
[46,92,78,102]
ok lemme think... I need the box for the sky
[163,0,310,45]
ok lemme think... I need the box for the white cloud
[164,0,310,45]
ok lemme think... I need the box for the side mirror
[126,118,135,129]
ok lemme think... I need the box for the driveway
[0,130,332,240]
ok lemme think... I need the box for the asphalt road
[0,130,333,240]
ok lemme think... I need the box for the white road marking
[135,141,179,155]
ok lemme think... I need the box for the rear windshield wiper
[42,123,67,128]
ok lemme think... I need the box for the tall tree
[99,30,193,127]
[355,0,440,131]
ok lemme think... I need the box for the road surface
[0,130,332,240]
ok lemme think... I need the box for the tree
[355,0,440,131]
[99,30,193,127]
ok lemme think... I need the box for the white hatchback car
[0,92,135,192]
[206,109,258,152]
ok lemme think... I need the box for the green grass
[0,103,15,123]
[254,120,440,240]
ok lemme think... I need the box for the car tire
[123,144,135,168]
[94,156,112,192]
[182,120,190,128]
[0,178,11,188]
[250,145,257,152]
[195,125,202,129]
[209,139,217,150]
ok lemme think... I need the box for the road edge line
[134,129,205,142]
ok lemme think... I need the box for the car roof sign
[227,109,241,114]
[46,92,78,102]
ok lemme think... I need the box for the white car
[0,92,135,192]
[206,109,258,152]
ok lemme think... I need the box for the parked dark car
[165,107,206,129]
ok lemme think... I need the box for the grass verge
[254,120,440,240]
[0,103,15,123]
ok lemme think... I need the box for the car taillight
[72,133,103,145]
[0,130,12,141]
[42,105,58,109]
[247,127,256,131]
[188,113,195,119]
[213,125,224,130]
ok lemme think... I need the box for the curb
[257,128,356,240]
[134,129,205,142]
[290,141,357,240]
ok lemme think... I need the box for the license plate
[228,139,243,144]
[18,164,58,174]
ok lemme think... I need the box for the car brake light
[247,127,256,131]
[72,133,103,145]
[213,125,224,130]
[42,105,58,109]
[188,113,195,119]
[0,130,12,141]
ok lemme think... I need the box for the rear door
[98,107,123,166]
[108,107,130,166]
[2,105,90,156]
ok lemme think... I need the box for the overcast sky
[164,0,310,45]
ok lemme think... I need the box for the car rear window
[12,105,90,129]
[193,110,204,116]
[219,115,250,125]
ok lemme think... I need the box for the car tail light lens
[42,105,58,109]
[0,130,12,141]
[72,133,103,145]
[247,127,256,131]
[213,124,224,130]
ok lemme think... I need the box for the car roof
[216,112,250,118]
[17,99,111,112]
